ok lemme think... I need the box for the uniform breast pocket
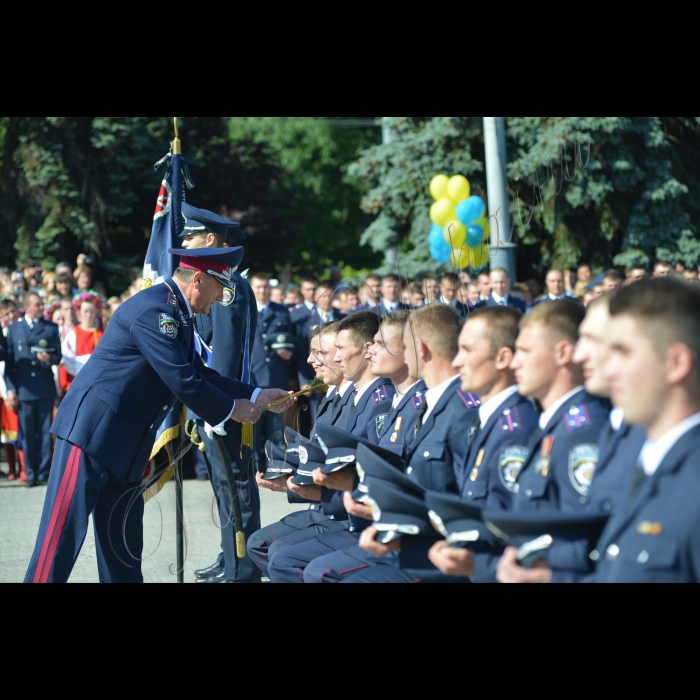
[620,539,679,582]
[418,443,447,490]
[98,389,134,421]
[463,480,488,503]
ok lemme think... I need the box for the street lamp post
[484,117,517,282]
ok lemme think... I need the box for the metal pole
[382,117,398,267]
[176,431,185,584]
[484,117,517,282]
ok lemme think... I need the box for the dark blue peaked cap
[168,247,244,288]
[181,203,245,246]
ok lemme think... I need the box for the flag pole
[173,116,185,584]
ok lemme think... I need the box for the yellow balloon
[451,247,470,270]
[443,221,467,249]
[473,217,493,242]
[448,175,471,204]
[469,243,490,270]
[430,174,450,201]
[430,198,457,228]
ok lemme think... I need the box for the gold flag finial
[172,117,182,155]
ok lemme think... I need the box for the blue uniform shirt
[514,389,610,513]
[4,317,61,401]
[459,391,540,509]
[371,381,427,459]
[51,279,255,483]
[596,422,700,583]
[252,302,295,389]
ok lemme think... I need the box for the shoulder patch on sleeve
[564,404,593,431]
[499,406,525,433]
[499,446,529,493]
[375,413,389,439]
[456,390,481,410]
[568,443,600,496]
[159,314,179,339]
[372,385,390,404]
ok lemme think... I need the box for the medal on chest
[470,450,486,482]
[536,437,555,478]
[390,417,404,443]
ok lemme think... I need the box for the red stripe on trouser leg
[339,566,369,577]
[34,447,82,584]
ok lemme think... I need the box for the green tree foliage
[352,117,700,277]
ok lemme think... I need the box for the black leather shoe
[38,481,49,487]
[196,571,227,584]
[195,562,224,580]
[225,579,263,584]
[26,481,38,489]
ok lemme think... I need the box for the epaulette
[411,391,425,410]
[499,406,524,433]
[372,385,390,404]
[564,404,593,431]
[456,390,481,410]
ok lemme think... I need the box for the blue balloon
[430,238,451,264]
[429,223,445,247]
[456,196,486,227]
[467,224,485,248]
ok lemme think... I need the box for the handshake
[230,388,297,426]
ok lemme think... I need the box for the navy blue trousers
[201,431,262,582]
[19,399,54,482]
[25,439,144,584]
[248,509,347,577]
[341,555,471,584]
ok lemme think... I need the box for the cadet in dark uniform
[24,248,293,584]
[177,204,262,584]
[595,279,700,583]
[249,272,296,473]
[0,329,6,363]
[3,293,61,487]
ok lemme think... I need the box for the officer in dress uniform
[175,204,263,585]
[594,279,700,583]
[483,268,527,313]
[24,248,293,584]
[249,272,296,473]
[3,293,61,488]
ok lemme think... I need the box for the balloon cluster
[428,175,490,270]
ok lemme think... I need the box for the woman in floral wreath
[60,294,104,392]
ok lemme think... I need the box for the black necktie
[347,391,358,418]
[332,394,341,411]
[414,402,429,437]
[626,467,647,507]
[528,426,543,451]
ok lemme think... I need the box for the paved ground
[0,465,305,584]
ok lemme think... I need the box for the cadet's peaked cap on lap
[355,444,424,498]
[169,247,244,288]
[314,423,404,472]
[366,480,434,538]
[424,491,500,548]
[181,203,245,246]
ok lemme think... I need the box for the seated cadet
[428,300,609,582]
[352,306,539,583]
[274,311,425,584]
[341,305,484,584]
[496,295,646,584]
[267,311,395,583]
[593,279,700,583]
[248,323,354,577]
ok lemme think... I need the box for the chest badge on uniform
[470,450,486,482]
[637,522,664,536]
[499,446,528,493]
[39,340,48,348]
[568,444,599,496]
[390,417,404,444]
[222,286,237,308]
[536,437,555,478]
[159,314,179,339]
[375,414,389,439]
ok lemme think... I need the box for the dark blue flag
[142,153,194,501]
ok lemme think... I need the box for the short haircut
[25,292,42,304]
[423,274,439,284]
[174,267,197,283]
[609,278,700,364]
[337,287,358,299]
[56,273,73,285]
[381,310,410,337]
[0,299,17,310]
[409,304,462,360]
[301,276,319,286]
[337,310,381,349]
[382,274,400,285]
[603,269,624,284]
[654,261,673,271]
[320,321,341,338]
[366,274,382,284]
[249,272,270,285]
[547,269,564,278]
[409,283,424,294]
[467,306,522,356]
[490,267,510,278]
[478,272,491,281]
[520,299,585,346]
[628,264,648,274]
[441,273,458,286]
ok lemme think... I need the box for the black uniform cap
[181,203,245,246]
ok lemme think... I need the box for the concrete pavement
[0,470,306,584]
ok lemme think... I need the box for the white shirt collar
[639,412,700,476]
[548,293,567,301]
[338,381,355,398]
[353,378,378,405]
[539,387,585,430]
[423,375,460,424]
[326,386,336,398]
[440,297,457,306]
[393,381,419,410]
[610,407,625,432]
[479,385,519,429]
[305,301,315,311]
[257,302,269,313]
[491,292,508,305]
[382,299,399,312]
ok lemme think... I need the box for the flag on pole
[141,152,194,501]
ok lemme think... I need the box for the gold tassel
[236,532,246,559]
[241,424,254,458]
